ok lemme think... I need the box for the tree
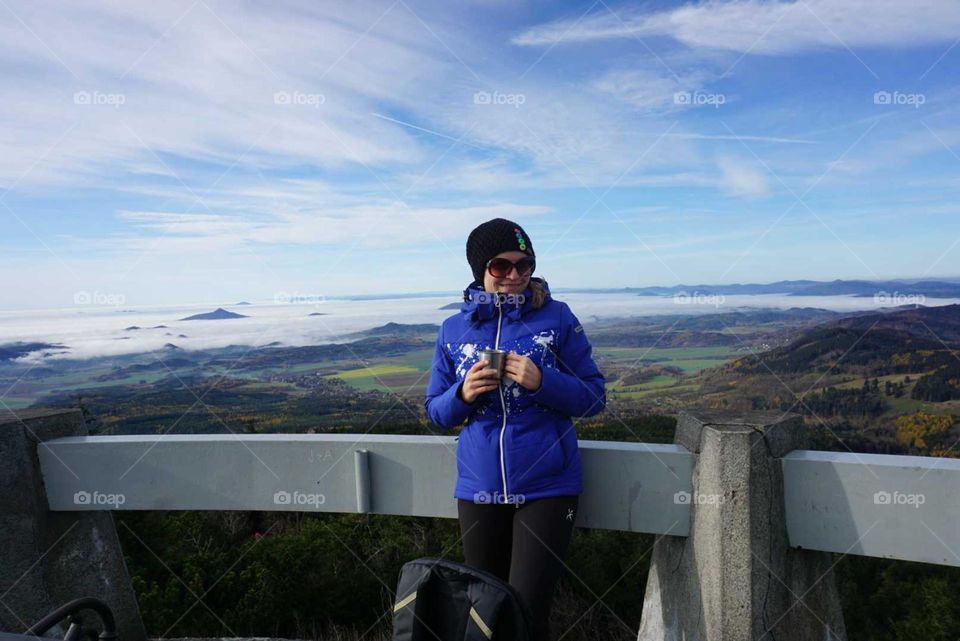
[895,411,955,453]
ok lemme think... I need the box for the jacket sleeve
[424,325,475,430]
[530,303,606,417]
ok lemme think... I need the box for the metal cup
[479,349,506,378]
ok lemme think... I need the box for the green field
[598,345,739,395]
[322,345,741,397]
[325,363,427,393]
[0,397,35,409]
[598,346,739,360]
[331,364,417,380]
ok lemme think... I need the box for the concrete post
[0,408,146,641]
[638,410,846,641]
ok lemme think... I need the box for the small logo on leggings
[566,508,575,521]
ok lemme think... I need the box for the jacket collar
[459,277,550,323]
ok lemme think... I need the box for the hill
[180,307,249,321]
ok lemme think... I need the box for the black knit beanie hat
[466,218,535,284]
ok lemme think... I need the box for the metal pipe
[355,448,370,513]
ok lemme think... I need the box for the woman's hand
[504,351,542,392]
[460,360,501,404]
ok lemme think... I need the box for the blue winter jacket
[424,277,606,504]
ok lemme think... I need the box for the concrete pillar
[638,410,846,641]
[0,408,146,641]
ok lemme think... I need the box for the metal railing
[16,408,960,640]
[38,434,692,535]
[37,433,960,567]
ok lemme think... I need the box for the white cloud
[4,0,952,313]
[716,156,770,197]
[592,68,695,110]
[0,0,747,199]
[0,0,452,188]
[512,0,960,55]
[113,202,554,253]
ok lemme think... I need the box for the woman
[423,218,606,641]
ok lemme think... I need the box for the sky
[1,0,959,311]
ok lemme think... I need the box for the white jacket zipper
[494,298,512,507]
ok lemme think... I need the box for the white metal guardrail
[21,408,960,640]
[38,433,960,566]
[783,449,960,567]
[38,434,694,536]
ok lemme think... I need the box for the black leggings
[457,495,579,641]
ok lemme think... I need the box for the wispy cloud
[511,0,960,54]
[114,202,553,253]
[716,156,770,197]
[2,0,960,311]
[0,0,446,187]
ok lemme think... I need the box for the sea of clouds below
[1,292,958,365]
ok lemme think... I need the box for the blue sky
[1,0,959,310]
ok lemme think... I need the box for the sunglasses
[486,256,536,278]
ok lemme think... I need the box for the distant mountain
[361,322,438,337]
[179,307,248,321]
[94,357,198,381]
[792,280,960,298]
[645,307,839,331]
[831,303,960,344]
[235,301,252,305]
[726,304,960,375]
[415,278,960,300]
[307,312,327,316]
[125,326,141,331]
[626,279,960,298]
[585,308,840,349]
[629,280,821,296]
[0,342,67,362]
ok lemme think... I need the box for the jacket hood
[459,276,551,323]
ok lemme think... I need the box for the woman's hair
[530,277,549,310]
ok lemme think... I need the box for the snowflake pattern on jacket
[424,276,607,503]
[447,329,558,417]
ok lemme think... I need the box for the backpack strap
[463,579,508,641]
[391,558,438,641]
[393,557,533,641]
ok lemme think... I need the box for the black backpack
[392,557,533,641]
